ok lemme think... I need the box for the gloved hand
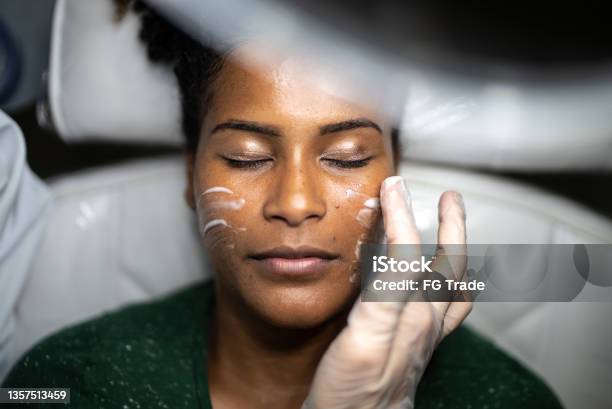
[303,175,470,409]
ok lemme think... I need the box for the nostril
[264,197,326,227]
[262,168,326,225]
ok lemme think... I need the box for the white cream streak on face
[355,237,365,259]
[345,190,380,208]
[202,219,229,236]
[344,188,382,284]
[345,189,361,198]
[203,186,234,195]
[357,208,379,227]
[347,189,381,228]
[206,198,246,211]
[198,215,245,251]
[196,186,246,250]
[348,235,367,285]
[364,198,380,208]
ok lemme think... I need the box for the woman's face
[188,52,395,329]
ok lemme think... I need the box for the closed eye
[321,157,373,169]
[223,157,273,170]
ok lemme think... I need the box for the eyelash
[222,156,373,170]
[322,157,373,169]
[224,158,272,169]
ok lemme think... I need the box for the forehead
[206,49,384,126]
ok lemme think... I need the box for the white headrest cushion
[48,0,182,144]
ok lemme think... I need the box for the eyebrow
[210,117,382,138]
[211,120,282,137]
[319,118,382,135]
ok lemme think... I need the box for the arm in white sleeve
[0,110,51,382]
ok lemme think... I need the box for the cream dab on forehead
[266,57,360,120]
[229,43,381,121]
[272,57,327,90]
[269,54,368,109]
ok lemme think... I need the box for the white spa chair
[5,1,612,409]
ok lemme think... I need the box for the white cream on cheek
[364,198,380,208]
[357,201,380,227]
[345,189,362,199]
[343,188,382,284]
[202,219,229,235]
[346,189,381,228]
[203,186,234,195]
[206,199,246,211]
[196,186,246,250]
[354,238,365,259]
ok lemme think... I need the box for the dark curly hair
[115,0,227,152]
[115,0,400,160]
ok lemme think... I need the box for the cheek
[331,183,383,254]
[195,185,249,251]
[356,197,381,228]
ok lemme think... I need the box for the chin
[251,283,355,329]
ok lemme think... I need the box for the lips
[249,245,340,278]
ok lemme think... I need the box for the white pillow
[47,0,182,144]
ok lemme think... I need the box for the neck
[207,281,351,409]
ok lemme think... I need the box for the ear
[184,150,196,210]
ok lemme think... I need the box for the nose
[263,158,326,227]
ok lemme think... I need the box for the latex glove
[303,176,470,409]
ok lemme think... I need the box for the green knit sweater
[2,280,563,408]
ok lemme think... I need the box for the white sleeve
[0,110,51,382]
